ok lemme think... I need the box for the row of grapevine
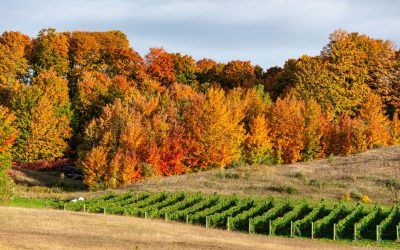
[313,204,348,238]
[227,199,273,232]
[249,201,291,234]
[271,201,311,236]
[123,192,167,215]
[168,194,220,222]
[52,191,400,243]
[335,204,367,240]
[189,195,238,224]
[125,192,185,217]
[208,199,254,228]
[377,205,400,241]
[293,201,328,237]
[106,192,151,214]
[149,192,204,219]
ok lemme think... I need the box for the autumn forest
[0,28,400,195]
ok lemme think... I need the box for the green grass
[5,197,51,208]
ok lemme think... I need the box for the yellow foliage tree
[244,114,273,164]
[358,93,390,148]
[11,70,72,162]
[184,87,245,169]
[302,99,328,161]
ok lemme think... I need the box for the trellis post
[353,224,357,242]
[376,225,380,242]
[269,220,272,236]
[333,223,336,241]
[248,218,251,234]
[290,221,293,237]
[311,222,314,239]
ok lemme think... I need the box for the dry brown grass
[0,206,382,250]
[126,145,400,205]
[11,146,400,205]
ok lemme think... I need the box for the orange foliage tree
[221,60,257,88]
[324,114,367,156]
[0,106,18,201]
[269,96,305,164]
[183,87,245,169]
[0,31,31,101]
[145,48,176,86]
[79,99,144,188]
[389,111,400,145]
[74,71,135,127]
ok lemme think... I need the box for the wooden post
[206,216,209,228]
[63,204,66,211]
[290,221,293,237]
[103,208,106,215]
[311,222,314,239]
[396,225,399,241]
[353,224,357,242]
[376,225,379,242]
[165,213,168,221]
[269,220,272,236]
[145,211,148,219]
[227,217,230,231]
[333,223,336,241]
[83,205,86,213]
[186,214,189,224]
[248,218,251,234]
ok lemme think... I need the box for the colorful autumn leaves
[0,28,399,190]
[78,83,397,189]
[79,85,246,188]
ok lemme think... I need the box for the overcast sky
[0,0,399,68]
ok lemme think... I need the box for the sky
[0,0,399,68]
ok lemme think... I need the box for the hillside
[0,206,383,250]
[126,146,400,205]
[12,146,400,205]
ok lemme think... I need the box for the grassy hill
[10,145,400,205]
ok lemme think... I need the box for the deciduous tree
[0,106,18,202]
[269,96,305,164]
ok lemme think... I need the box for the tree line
[0,28,399,193]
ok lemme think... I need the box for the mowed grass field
[0,206,385,250]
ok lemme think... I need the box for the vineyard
[49,192,400,244]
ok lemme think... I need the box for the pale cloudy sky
[0,0,399,68]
